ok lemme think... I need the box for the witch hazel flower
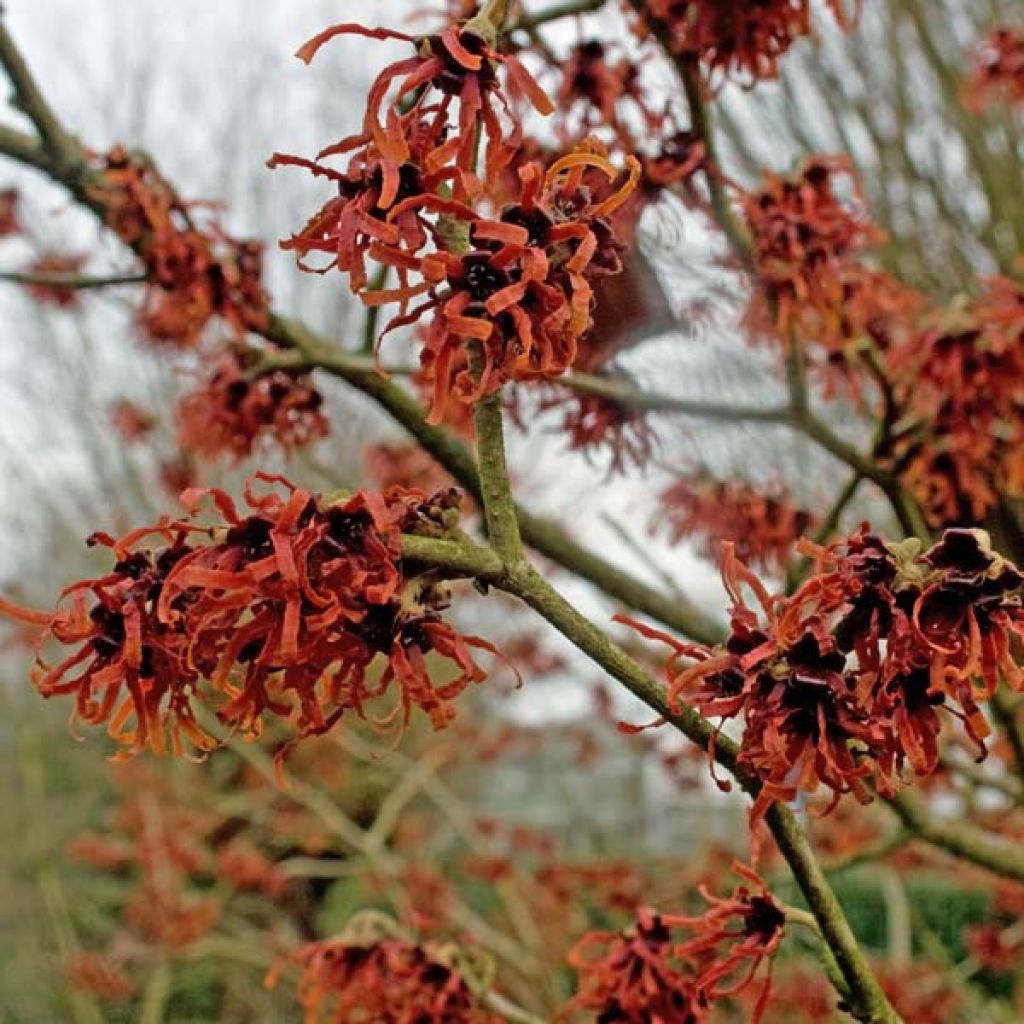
[621,527,1024,822]
[176,348,328,461]
[0,474,499,760]
[88,146,270,347]
[634,0,859,86]
[566,863,786,1022]
[266,916,504,1024]
[274,15,641,425]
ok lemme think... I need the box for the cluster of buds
[652,473,814,573]
[176,349,328,460]
[634,1,857,85]
[962,27,1024,110]
[0,474,496,758]
[88,146,269,346]
[272,18,640,425]
[625,528,1024,821]
[566,863,785,1022]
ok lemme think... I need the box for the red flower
[411,149,640,423]
[88,146,269,346]
[884,278,1024,529]
[0,474,498,758]
[652,473,814,573]
[64,953,134,1003]
[556,40,658,143]
[567,907,709,1023]
[268,935,503,1024]
[271,18,553,300]
[675,864,786,1020]
[364,440,457,494]
[636,1,857,85]
[966,921,1024,973]
[742,156,881,340]
[110,399,156,443]
[216,840,289,899]
[621,528,1024,821]
[566,865,785,1022]
[176,349,328,460]
[962,27,1024,110]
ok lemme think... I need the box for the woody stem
[467,344,525,565]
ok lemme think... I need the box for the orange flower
[0,474,498,758]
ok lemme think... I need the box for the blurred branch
[510,0,608,32]
[885,789,1024,882]
[565,370,791,421]
[819,829,911,876]
[0,18,81,168]
[0,269,147,289]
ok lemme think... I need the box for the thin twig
[0,269,147,290]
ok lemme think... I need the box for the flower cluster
[0,474,496,758]
[176,350,328,460]
[273,19,640,424]
[566,864,785,1022]
[68,783,222,952]
[624,528,1024,821]
[88,145,269,346]
[64,953,135,1004]
[652,473,814,572]
[741,156,881,341]
[635,1,856,85]
[269,934,502,1024]
[364,440,456,495]
[962,27,1024,110]
[884,277,1024,529]
[555,39,659,144]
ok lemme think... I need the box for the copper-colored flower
[176,349,328,460]
[742,157,881,340]
[64,952,135,1003]
[0,474,497,758]
[270,935,503,1024]
[652,473,814,572]
[412,149,639,423]
[88,146,269,346]
[636,1,856,84]
[0,187,21,237]
[621,527,1024,820]
[567,907,709,1023]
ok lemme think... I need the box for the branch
[0,18,81,168]
[0,121,55,173]
[565,369,792,422]
[265,316,724,644]
[469,344,524,564]
[0,269,147,289]
[509,0,608,33]
[884,789,1024,882]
